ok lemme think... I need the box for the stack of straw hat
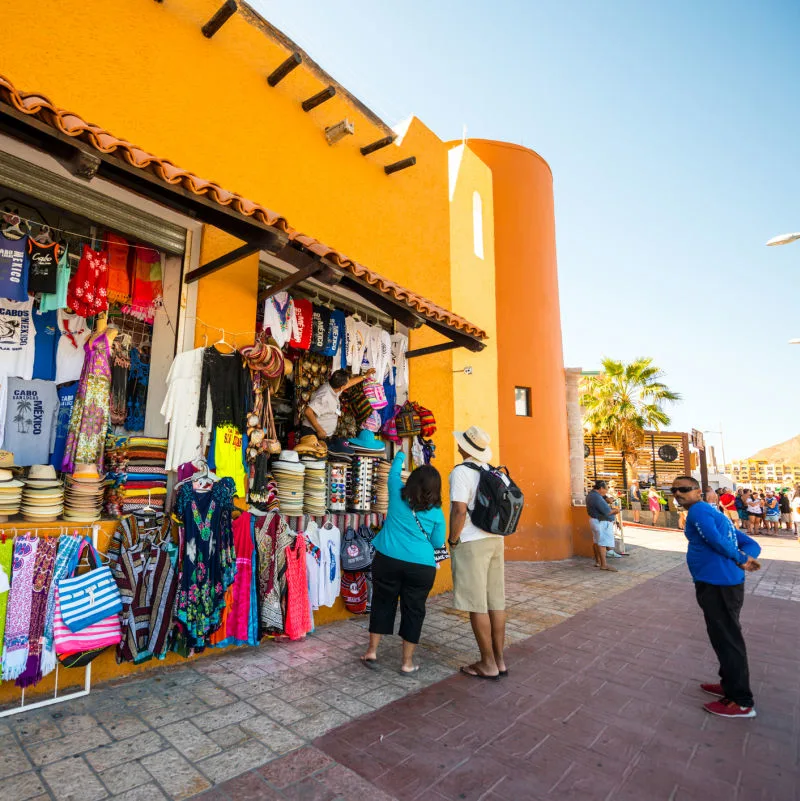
[63,463,106,522]
[0,468,24,520]
[301,458,327,516]
[371,459,391,515]
[271,451,305,516]
[22,465,64,522]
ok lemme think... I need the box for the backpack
[340,526,374,571]
[459,463,524,536]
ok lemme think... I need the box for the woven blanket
[2,535,38,680]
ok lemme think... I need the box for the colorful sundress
[284,533,311,641]
[67,245,109,318]
[61,332,112,472]
[255,512,283,633]
[174,477,236,650]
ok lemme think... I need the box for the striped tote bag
[53,585,121,663]
[57,539,122,632]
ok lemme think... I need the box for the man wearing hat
[586,480,622,571]
[301,368,375,443]
[448,425,507,680]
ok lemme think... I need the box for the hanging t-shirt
[26,240,62,295]
[309,305,331,354]
[32,309,58,381]
[50,381,78,469]
[319,523,342,607]
[214,423,246,497]
[289,298,313,350]
[4,378,59,466]
[38,247,70,313]
[0,297,36,380]
[0,233,29,302]
[323,309,345,362]
[55,309,90,385]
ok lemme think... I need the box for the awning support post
[185,240,270,284]
[258,261,324,302]
[202,0,237,38]
[267,53,302,87]
[406,341,463,359]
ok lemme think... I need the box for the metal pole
[719,423,728,476]
[651,434,658,487]
[592,435,598,482]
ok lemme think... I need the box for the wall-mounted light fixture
[325,119,355,145]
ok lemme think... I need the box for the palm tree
[581,358,681,488]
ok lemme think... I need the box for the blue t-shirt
[371,452,446,568]
[0,233,30,302]
[50,381,79,469]
[32,309,58,381]
[684,501,761,586]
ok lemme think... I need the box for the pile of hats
[64,463,106,522]
[294,434,328,459]
[371,460,391,515]
[301,458,327,516]
[0,468,24,520]
[21,465,64,523]
[272,450,305,516]
[347,430,387,457]
[327,461,349,512]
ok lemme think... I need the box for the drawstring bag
[362,409,382,433]
[342,385,372,426]
[363,379,388,410]
[340,526,373,571]
[394,401,422,438]
[57,539,122,632]
[341,571,368,614]
[381,405,402,444]
[414,402,437,438]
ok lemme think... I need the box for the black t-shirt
[310,305,331,354]
[779,494,791,514]
[26,240,61,295]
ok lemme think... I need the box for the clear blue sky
[252,0,800,461]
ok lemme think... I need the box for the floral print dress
[174,477,236,649]
[61,332,112,472]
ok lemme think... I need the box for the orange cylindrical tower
[468,140,572,560]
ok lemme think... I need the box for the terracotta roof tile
[0,74,487,341]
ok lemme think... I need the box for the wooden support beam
[360,136,395,156]
[202,0,237,38]
[185,241,267,284]
[406,341,463,359]
[258,261,323,302]
[337,275,423,330]
[384,156,417,175]
[302,86,336,112]
[267,53,302,87]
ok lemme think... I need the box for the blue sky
[252,0,800,461]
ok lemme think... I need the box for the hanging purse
[414,402,437,438]
[363,379,388,410]
[263,387,282,455]
[57,538,122,632]
[411,509,449,564]
[340,526,374,571]
[394,401,422,438]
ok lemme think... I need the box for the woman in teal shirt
[362,451,446,674]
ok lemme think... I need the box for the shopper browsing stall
[301,367,375,442]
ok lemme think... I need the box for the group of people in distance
[712,485,800,538]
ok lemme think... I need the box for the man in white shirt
[301,368,374,441]
[448,425,506,680]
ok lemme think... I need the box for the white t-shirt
[746,499,762,515]
[304,521,325,611]
[318,522,341,607]
[55,310,90,385]
[308,384,341,437]
[449,458,503,543]
[0,297,36,447]
[791,496,800,524]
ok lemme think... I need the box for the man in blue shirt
[585,481,621,572]
[672,475,761,719]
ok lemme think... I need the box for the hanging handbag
[263,387,282,455]
[381,405,402,444]
[342,385,372,426]
[57,539,122,632]
[53,587,122,664]
[411,509,450,564]
[363,379,388,410]
[340,525,373,571]
[341,570,368,614]
[394,401,422,438]
[362,409,382,433]
[414,402,437,438]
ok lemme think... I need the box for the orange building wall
[467,140,572,561]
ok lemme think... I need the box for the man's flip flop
[360,657,378,670]
[460,665,500,681]
[399,665,420,676]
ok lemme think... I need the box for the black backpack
[460,463,524,536]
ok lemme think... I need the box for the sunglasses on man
[671,486,697,494]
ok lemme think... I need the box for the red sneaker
[703,698,756,718]
[700,682,724,698]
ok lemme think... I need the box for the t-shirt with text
[0,233,30,302]
[4,378,59,466]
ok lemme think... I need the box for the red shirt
[720,492,735,511]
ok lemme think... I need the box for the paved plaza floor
[2,525,798,800]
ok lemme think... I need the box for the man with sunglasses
[672,475,761,719]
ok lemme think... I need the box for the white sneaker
[606,550,623,558]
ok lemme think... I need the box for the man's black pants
[695,581,754,707]
[369,552,436,644]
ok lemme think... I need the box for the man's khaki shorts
[451,536,505,614]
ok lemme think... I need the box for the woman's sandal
[360,656,378,670]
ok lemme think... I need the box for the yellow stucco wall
[448,144,500,460]
[0,0,506,698]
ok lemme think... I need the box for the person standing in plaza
[764,490,781,534]
[791,486,800,539]
[705,485,719,508]
[648,486,662,527]
[448,425,506,680]
[671,475,760,718]
[586,480,621,571]
[779,490,792,532]
[719,487,737,527]
[629,480,642,523]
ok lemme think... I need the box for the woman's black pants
[369,552,437,644]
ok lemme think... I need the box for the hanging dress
[255,512,283,633]
[61,332,112,473]
[125,347,149,431]
[284,533,311,641]
[66,245,109,318]
[174,477,236,649]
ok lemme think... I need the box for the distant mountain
[750,435,800,464]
